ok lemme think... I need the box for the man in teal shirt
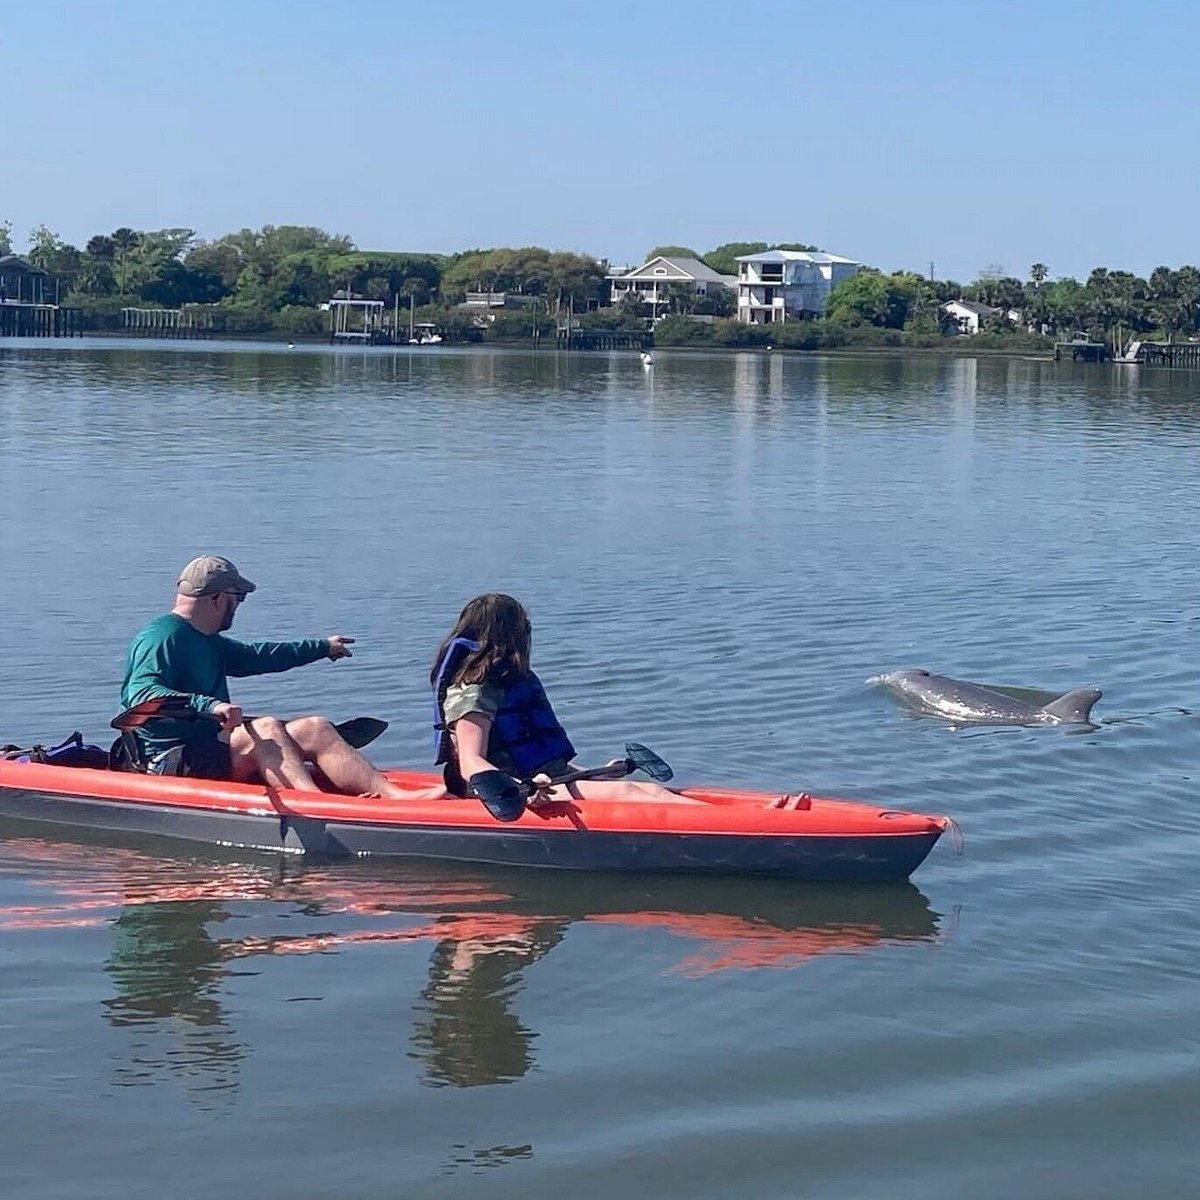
[122,555,440,800]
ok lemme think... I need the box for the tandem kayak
[0,760,953,882]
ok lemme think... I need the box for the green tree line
[2,221,614,335]
[6,219,1200,346]
[821,263,1200,340]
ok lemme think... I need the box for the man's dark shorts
[182,738,233,781]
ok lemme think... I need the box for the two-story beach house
[736,251,860,324]
[608,256,736,318]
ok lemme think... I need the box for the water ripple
[2,344,1199,1199]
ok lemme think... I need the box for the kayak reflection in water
[104,899,244,1106]
[411,917,567,1087]
[0,837,945,1101]
[431,593,690,805]
[120,555,443,801]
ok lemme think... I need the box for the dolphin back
[875,668,1101,726]
[876,669,1041,722]
[1041,687,1102,724]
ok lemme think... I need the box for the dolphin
[872,668,1102,726]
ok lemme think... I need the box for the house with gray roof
[608,255,736,318]
[736,250,860,324]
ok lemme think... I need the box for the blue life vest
[432,637,480,762]
[488,673,576,778]
[432,638,575,778]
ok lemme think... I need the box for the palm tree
[1029,263,1049,288]
[111,228,141,295]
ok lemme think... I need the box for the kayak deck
[0,761,950,881]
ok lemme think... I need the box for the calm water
[1,340,1199,1198]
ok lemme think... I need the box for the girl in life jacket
[431,593,685,805]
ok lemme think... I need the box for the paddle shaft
[112,698,387,750]
[467,741,671,821]
[530,758,633,793]
[532,741,672,792]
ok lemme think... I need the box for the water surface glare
[2,340,1199,1198]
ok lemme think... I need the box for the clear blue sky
[5,0,1199,282]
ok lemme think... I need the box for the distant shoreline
[56,329,1056,361]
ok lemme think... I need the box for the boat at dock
[407,322,443,345]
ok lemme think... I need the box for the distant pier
[1055,337,1200,369]
[0,254,80,337]
[122,307,214,339]
[557,325,652,351]
[1137,341,1200,369]
[0,302,82,337]
[1054,339,1107,363]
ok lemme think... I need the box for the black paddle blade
[624,741,673,782]
[468,770,529,822]
[334,717,388,750]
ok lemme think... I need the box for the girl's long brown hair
[431,593,532,690]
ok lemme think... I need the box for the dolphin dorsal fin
[1042,687,1102,723]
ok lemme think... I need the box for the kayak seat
[108,734,185,776]
[766,792,812,811]
[108,733,143,772]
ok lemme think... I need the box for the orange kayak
[0,760,950,882]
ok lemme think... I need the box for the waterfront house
[608,256,736,319]
[0,255,52,304]
[941,299,1000,335]
[736,251,859,324]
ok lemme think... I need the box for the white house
[608,255,736,317]
[941,299,999,335]
[736,251,860,324]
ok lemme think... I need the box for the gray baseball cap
[177,555,257,598]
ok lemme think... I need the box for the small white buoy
[641,351,654,368]
[287,342,295,350]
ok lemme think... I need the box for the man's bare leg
[229,717,323,791]
[284,715,444,800]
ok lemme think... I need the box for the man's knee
[285,714,338,753]
[231,716,292,772]
[246,715,289,742]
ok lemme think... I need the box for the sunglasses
[221,590,249,603]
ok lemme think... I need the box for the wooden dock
[0,302,82,337]
[557,325,651,351]
[122,307,214,339]
[1137,341,1200,369]
[1054,339,1107,362]
[1058,337,1200,369]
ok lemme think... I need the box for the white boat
[408,322,443,346]
[1113,339,1142,364]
